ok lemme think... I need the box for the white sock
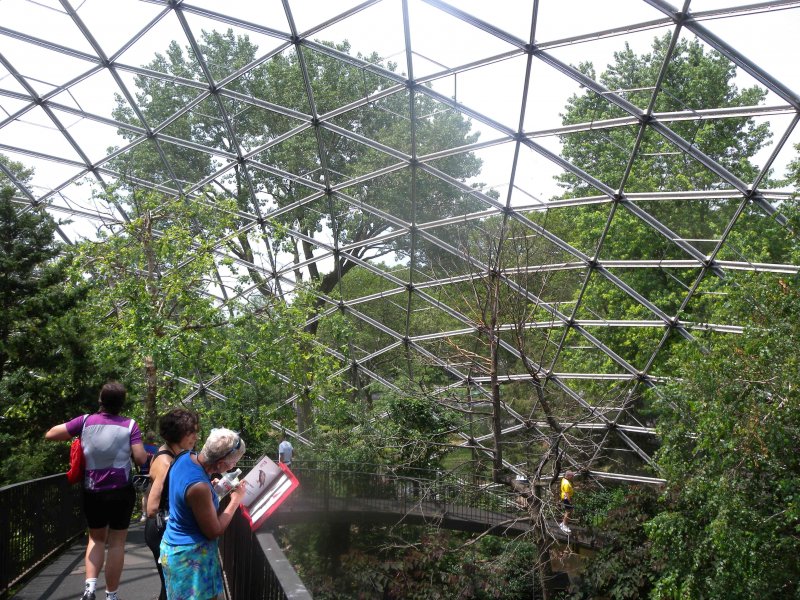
[85,579,97,593]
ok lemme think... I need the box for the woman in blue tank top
[159,428,247,600]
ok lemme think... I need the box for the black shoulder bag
[155,449,187,534]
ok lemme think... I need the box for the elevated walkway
[10,523,161,600]
[273,494,602,549]
[5,463,604,598]
[2,474,308,600]
[269,461,606,550]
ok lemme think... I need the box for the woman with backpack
[45,381,148,600]
[144,408,200,600]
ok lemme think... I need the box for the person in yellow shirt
[559,471,575,533]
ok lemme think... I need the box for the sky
[0,0,798,240]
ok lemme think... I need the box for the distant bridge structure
[261,460,605,550]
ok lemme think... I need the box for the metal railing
[0,462,576,600]
[216,460,538,600]
[225,460,599,598]
[220,509,312,600]
[245,460,530,531]
[0,474,83,599]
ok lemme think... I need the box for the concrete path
[11,522,162,600]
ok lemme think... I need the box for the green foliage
[578,485,627,528]
[69,185,352,442]
[551,34,772,376]
[0,154,33,189]
[223,285,351,443]
[281,524,536,599]
[646,275,800,599]
[0,434,69,484]
[301,379,460,470]
[0,184,100,484]
[573,487,661,600]
[70,188,239,429]
[559,35,769,197]
[375,390,457,471]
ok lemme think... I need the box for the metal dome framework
[2,0,799,484]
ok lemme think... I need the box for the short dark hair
[159,408,199,444]
[99,381,126,414]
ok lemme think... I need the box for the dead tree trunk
[530,484,556,600]
[488,270,504,482]
[506,436,562,600]
[144,355,157,433]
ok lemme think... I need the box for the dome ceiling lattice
[2,0,799,483]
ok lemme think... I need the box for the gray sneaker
[81,592,96,600]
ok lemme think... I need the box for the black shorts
[562,498,574,511]
[83,485,136,530]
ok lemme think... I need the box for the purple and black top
[66,413,142,492]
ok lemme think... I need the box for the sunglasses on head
[221,434,241,461]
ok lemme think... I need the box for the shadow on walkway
[11,523,162,600]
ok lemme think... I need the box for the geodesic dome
[2,0,799,484]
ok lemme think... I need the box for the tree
[0,154,33,192]
[111,31,486,289]
[552,35,772,373]
[73,186,348,441]
[224,286,350,442]
[645,272,800,599]
[573,486,660,599]
[110,30,489,430]
[559,36,768,197]
[72,188,239,432]
[640,154,800,598]
[0,162,98,483]
[547,36,798,598]
[280,523,537,599]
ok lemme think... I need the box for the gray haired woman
[159,428,247,600]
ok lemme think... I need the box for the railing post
[0,478,9,598]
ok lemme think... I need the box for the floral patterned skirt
[159,538,223,600]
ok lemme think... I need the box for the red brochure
[239,455,299,531]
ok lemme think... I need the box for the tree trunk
[489,272,503,482]
[144,355,158,433]
[530,485,556,600]
[324,522,350,576]
[295,387,313,437]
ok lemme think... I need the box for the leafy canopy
[0,176,98,483]
[647,273,800,599]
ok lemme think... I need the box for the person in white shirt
[278,435,293,468]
